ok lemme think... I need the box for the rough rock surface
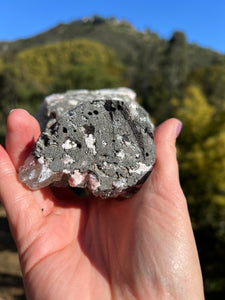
[35,88,137,131]
[19,88,155,198]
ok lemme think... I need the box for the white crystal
[62,139,77,149]
[84,134,96,155]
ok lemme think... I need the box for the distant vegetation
[0,16,225,298]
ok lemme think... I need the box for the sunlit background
[0,0,225,299]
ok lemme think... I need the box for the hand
[0,109,204,300]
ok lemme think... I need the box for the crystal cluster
[19,88,155,198]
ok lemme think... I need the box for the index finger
[6,109,41,171]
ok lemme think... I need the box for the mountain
[0,17,160,60]
[1,16,224,70]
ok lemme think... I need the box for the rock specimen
[19,88,155,198]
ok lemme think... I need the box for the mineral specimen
[19,88,155,198]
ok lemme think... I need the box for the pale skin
[0,109,204,300]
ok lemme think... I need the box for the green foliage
[51,64,121,92]
[0,57,4,71]
[172,86,225,296]
[0,66,19,146]
[188,62,225,107]
[173,86,225,204]
[187,43,225,70]
[162,31,188,95]
[172,86,215,143]
[13,39,122,87]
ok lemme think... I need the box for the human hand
[0,109,204,299]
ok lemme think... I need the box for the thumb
[148,118,183,197]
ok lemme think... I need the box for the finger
[154,118,182,179]
[0,145,42,234]
[145,118,183,197]
[6,109,41,171]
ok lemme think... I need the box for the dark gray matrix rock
[19,88,155,198]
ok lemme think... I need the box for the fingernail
[9,109,15,114]
[176,121,183,138]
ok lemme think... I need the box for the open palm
[0,110,204,299]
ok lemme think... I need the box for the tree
[50,64,122,92]
[0,66,18,145]
[188,62,225,108]
[172,85,225,296]
[132,37,162,107]
[13,39,123,89]
[162,31,188,95]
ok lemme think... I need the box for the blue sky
[1,0,225,53]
